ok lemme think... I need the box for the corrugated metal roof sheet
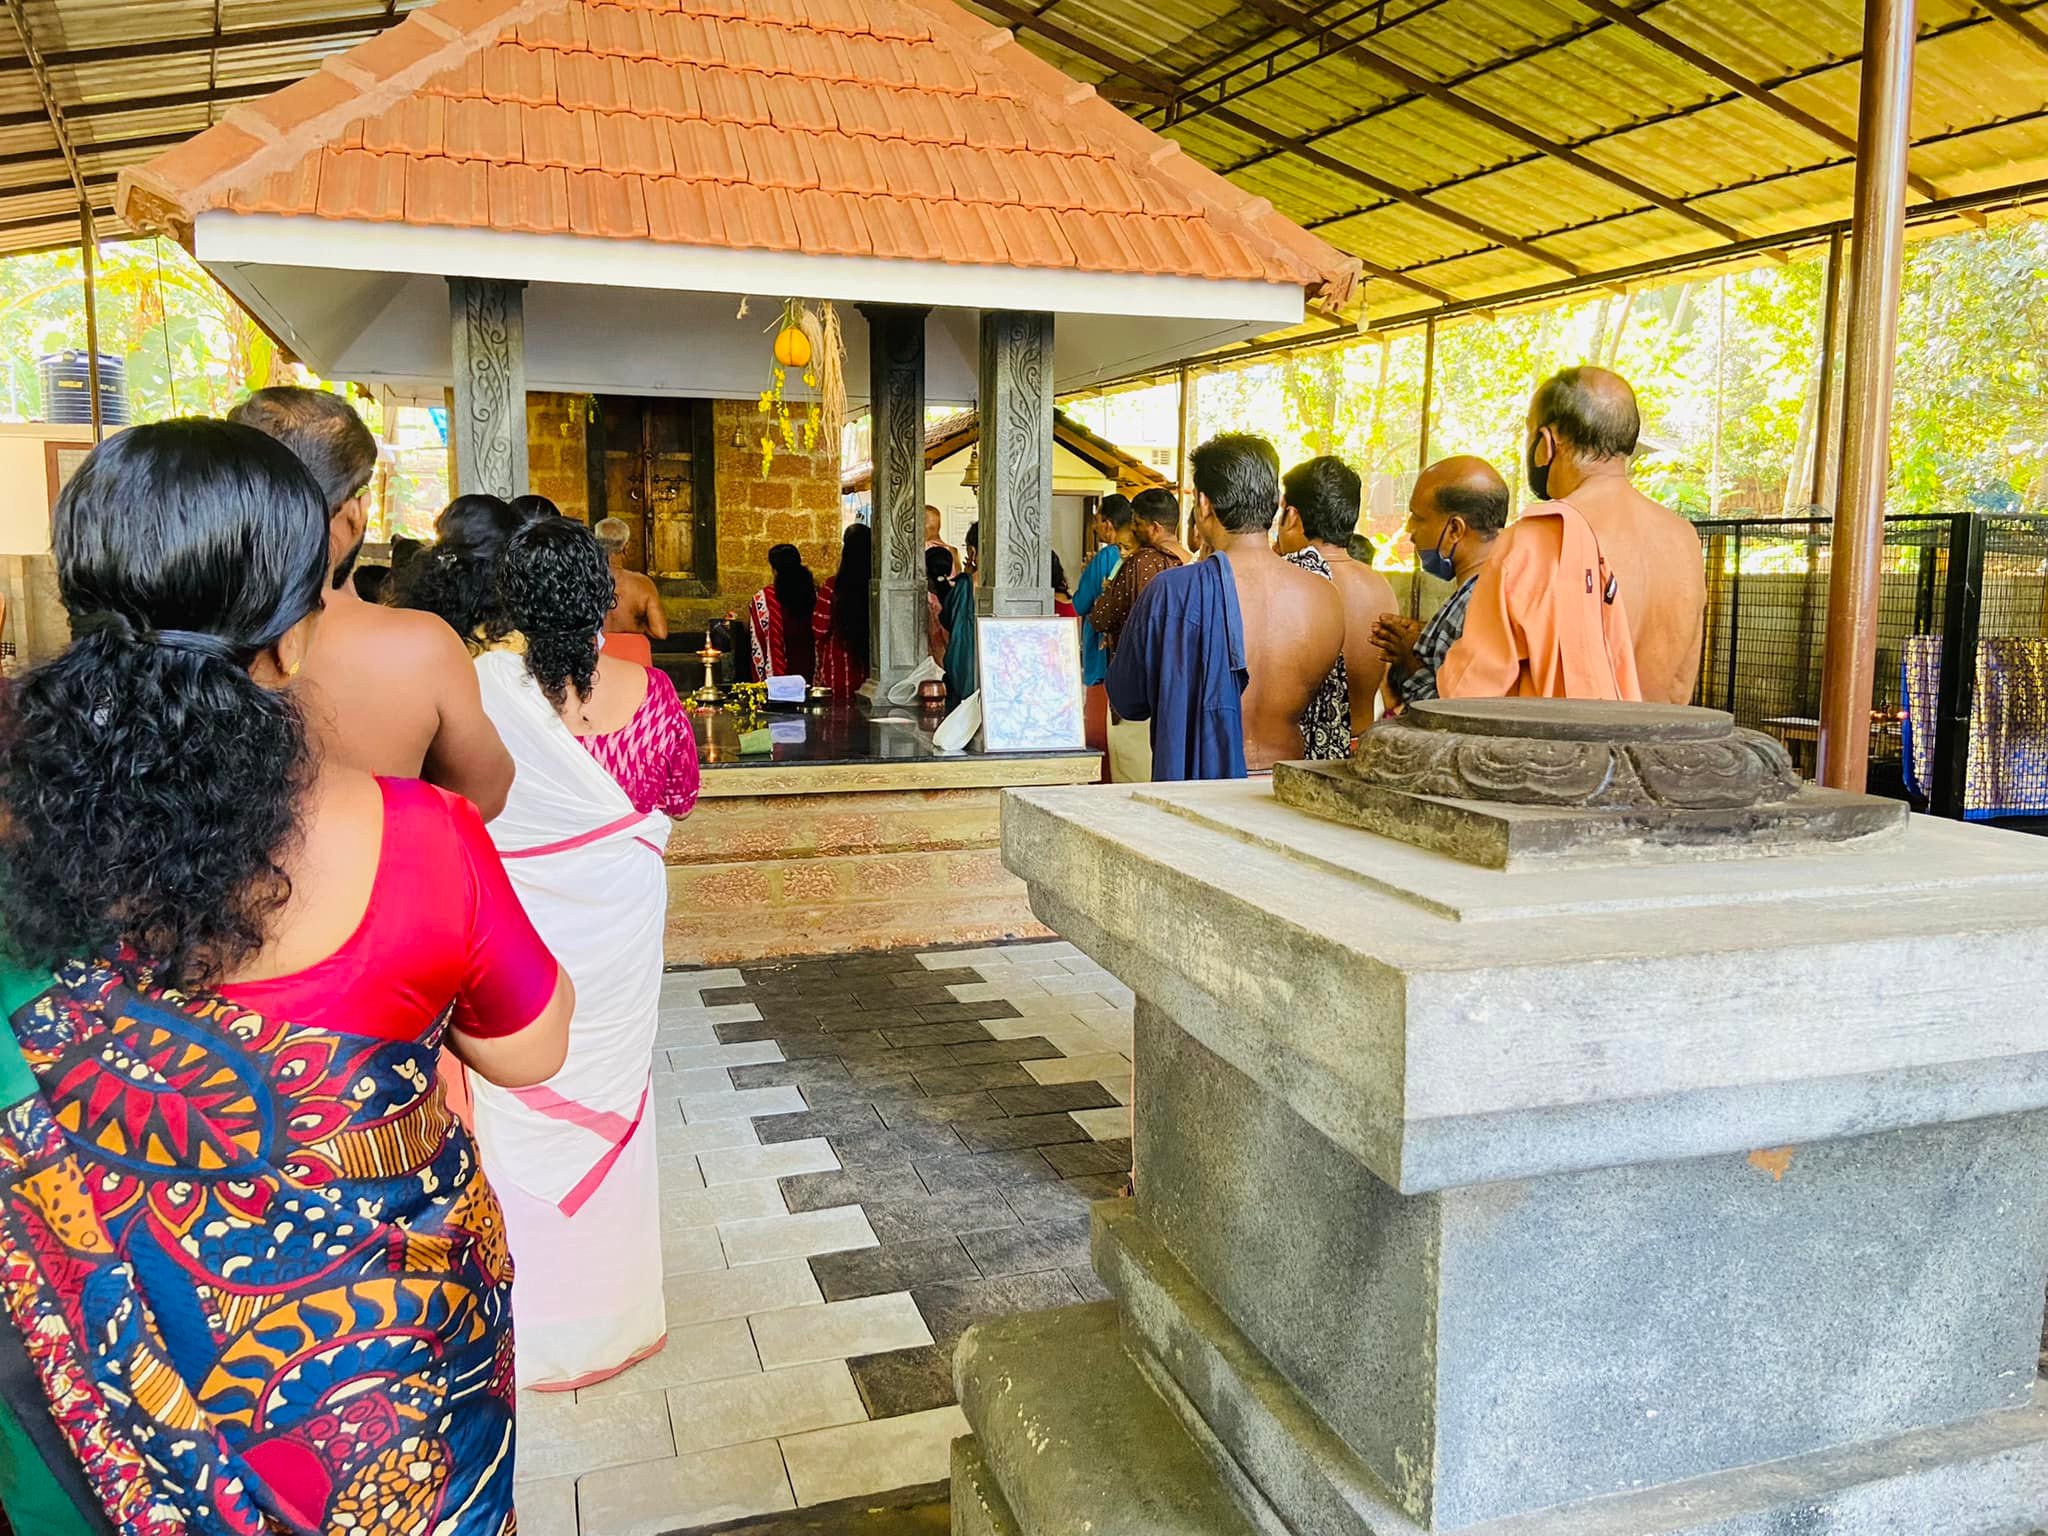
[2,0,2046,323]
[0,0,432,254]
[958,0,2048,336]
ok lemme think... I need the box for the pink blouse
[582,664,702,817]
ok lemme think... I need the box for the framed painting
[975,616,1086,753]
[44,441,91,512]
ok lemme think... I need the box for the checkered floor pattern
[515,941,1136,1536]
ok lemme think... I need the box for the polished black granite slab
[698,700,1096,771]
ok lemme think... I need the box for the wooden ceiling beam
[1975,0,2048,61]
[1577,0,1943,202]
[1237,0,1741,239]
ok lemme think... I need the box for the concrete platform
[952,1210,2048,1536]
[965,746,2048,1536]
[952,1303,1267,1536]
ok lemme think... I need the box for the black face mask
[1526,429,1551,502]
[333,534,367,590]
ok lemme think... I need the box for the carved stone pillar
[449,277,529,500]
[861,303,930,696]
[977,310,1055,618]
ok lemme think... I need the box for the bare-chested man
[231,388,514,819]
[924,503,961,579]
[1275,455,1398,734]
[1107,434,1344,777]
[1525,366,1705,703]
[595,517,669,641]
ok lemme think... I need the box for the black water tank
[38,351,128,427]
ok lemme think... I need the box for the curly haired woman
[469,517,700,1391]
[0,420,573,1536]
[389,493,552,647]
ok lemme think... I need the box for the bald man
[597,517,669,641]
[925,503,961,579]
[1373,456,1510,706]
[1523,366,1704,703]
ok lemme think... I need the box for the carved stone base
[1278,700,1907,868]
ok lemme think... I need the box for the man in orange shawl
[1437,498,1642,702]
[1438,368,1690,704]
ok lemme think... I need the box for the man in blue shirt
[1072,495,1131,778]
[1108,436,1344,780]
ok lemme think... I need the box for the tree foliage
[0,237,288,419]
[1070,218,2048,560]
[13,215,2044,554]
[0,237,457,539]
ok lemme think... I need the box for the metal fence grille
[1692,513,2048,819]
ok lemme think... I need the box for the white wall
[0,424,100,664]
[1051,495,1088,593]
[0,423,94,557]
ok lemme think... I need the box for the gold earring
[285,656,302,680]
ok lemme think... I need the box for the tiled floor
[517,941,1136,1536]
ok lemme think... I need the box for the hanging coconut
[774,325,812,369]
[774,299,812,369]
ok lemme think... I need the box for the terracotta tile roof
[116,0,1356,308]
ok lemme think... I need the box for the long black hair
[508,494,561,522]
[491,518,615,710]
[0,419,329,987]
[768,543,817,679]
[829,523,871,672]
[391,493,532,638]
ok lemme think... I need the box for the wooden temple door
[594,397,716,585]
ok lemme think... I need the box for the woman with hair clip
[812,521,872,695]
[747,542,817,680]
[390,493,548,645]
[469,517,699,1391]
[0,420,573,1536]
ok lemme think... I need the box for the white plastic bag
[885,656,945,706]
[932,692,982,754]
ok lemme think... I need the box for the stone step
[952,1301,1277,1536]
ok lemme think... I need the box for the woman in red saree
[811,523,872,697]
[0,422,573,1536]
[748,543,818,680]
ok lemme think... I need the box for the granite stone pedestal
[954,704,2048,1535]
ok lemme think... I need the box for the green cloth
[0,1400,97,1536]
[0,963,103,1536]
[941,578,979,711]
